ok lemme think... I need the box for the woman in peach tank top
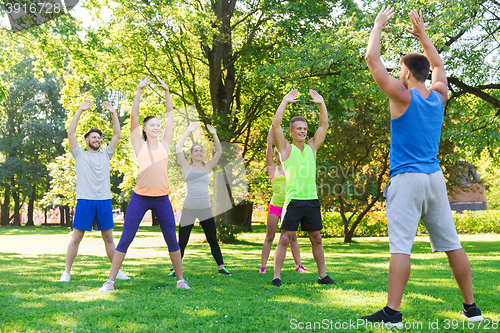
[98,76,190,292]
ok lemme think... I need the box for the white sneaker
[98,281,114,292]
[59,272,70,282]
[176,280,191,289]
[116,270,131,280]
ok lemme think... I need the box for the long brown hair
[142,115,159,141]
[190,144,205,165]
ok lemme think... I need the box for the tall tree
[0,50,66,226]
[260,0,500,241]
[28,0,341,233]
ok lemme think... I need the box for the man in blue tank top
[362,6,484,327]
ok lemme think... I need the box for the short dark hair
[400,53,430,82]
[289,116,307,131]
[142,115,159,141]
[84,128,102,139]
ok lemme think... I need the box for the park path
[0,231,209,258]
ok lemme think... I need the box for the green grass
[0,225,499,332]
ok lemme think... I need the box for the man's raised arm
[405,10,447,104]
[365,5,408,102]
[102,101,121,152]
[272,89,298,157]
[67,100,94,151]
[307,90,329,152]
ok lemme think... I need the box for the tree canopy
[1,0,499,241]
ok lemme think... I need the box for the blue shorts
[73,199,114,231]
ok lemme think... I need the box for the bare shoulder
[389,88,412,119]
[280,140,293,162]
[430,82,448,105]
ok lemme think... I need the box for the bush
[298,210,500,238]
[453,210,500,234]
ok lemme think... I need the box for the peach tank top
[134,141,169,196]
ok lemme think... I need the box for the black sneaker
[168,268,176,278]
[218,266,232,275]
[271,278,281,287]
[361,309,403,329]
[461,305,484,322]
[318,275,336,285]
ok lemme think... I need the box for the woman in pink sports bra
[259,125,309,274]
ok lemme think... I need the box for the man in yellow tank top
[270,89,335,287]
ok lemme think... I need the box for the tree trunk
[25,188,36,226]
[59,206,65,226]
[44,207,48,224]
[12,188,21,226]
[121,202,128,221]
[1,186,10,226]
[343,217,359,243]
[65,206,71,227]
[152,210,159,226]
[213,164,236,228]
[230,201,253,232]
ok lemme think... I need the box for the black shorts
[281,199,322,232]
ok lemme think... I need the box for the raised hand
[186,123,199,132]
[137,76,151,89]
[309,89,324,104]
[78,99,94,111]
[102,101,116,114]
[206,124,217,135]
[374,5,394,30]
[283,89,299,103]
[156,76,169,92]
[405,10,426,37]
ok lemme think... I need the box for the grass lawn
[0,224,499,332]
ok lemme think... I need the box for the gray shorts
[385,170,462,255]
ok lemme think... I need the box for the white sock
[176,279,185,284]
[107,279,115,284]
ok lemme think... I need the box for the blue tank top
[389,89,443,178]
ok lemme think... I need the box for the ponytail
[142,115,159,141]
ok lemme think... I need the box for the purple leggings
[116,192,180,253]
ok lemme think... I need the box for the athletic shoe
[461,305,484,321]
[98,281,114,292]
[271,278,281,287]
[295,265,309,273]
[218,266,232,275]
[176,280,191,289]
[116,270,131,280]
[258,266,266,274]
[168,268,176,277]
[59,272,70,282]
[361,309,403,329]
[318,275,336,285]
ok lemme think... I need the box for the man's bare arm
[307,90,329,152]
[67,100,94,150]
[102,101,121,152]
[365,6,410,106]
[405,10,448,104]
[271,90,298,160]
